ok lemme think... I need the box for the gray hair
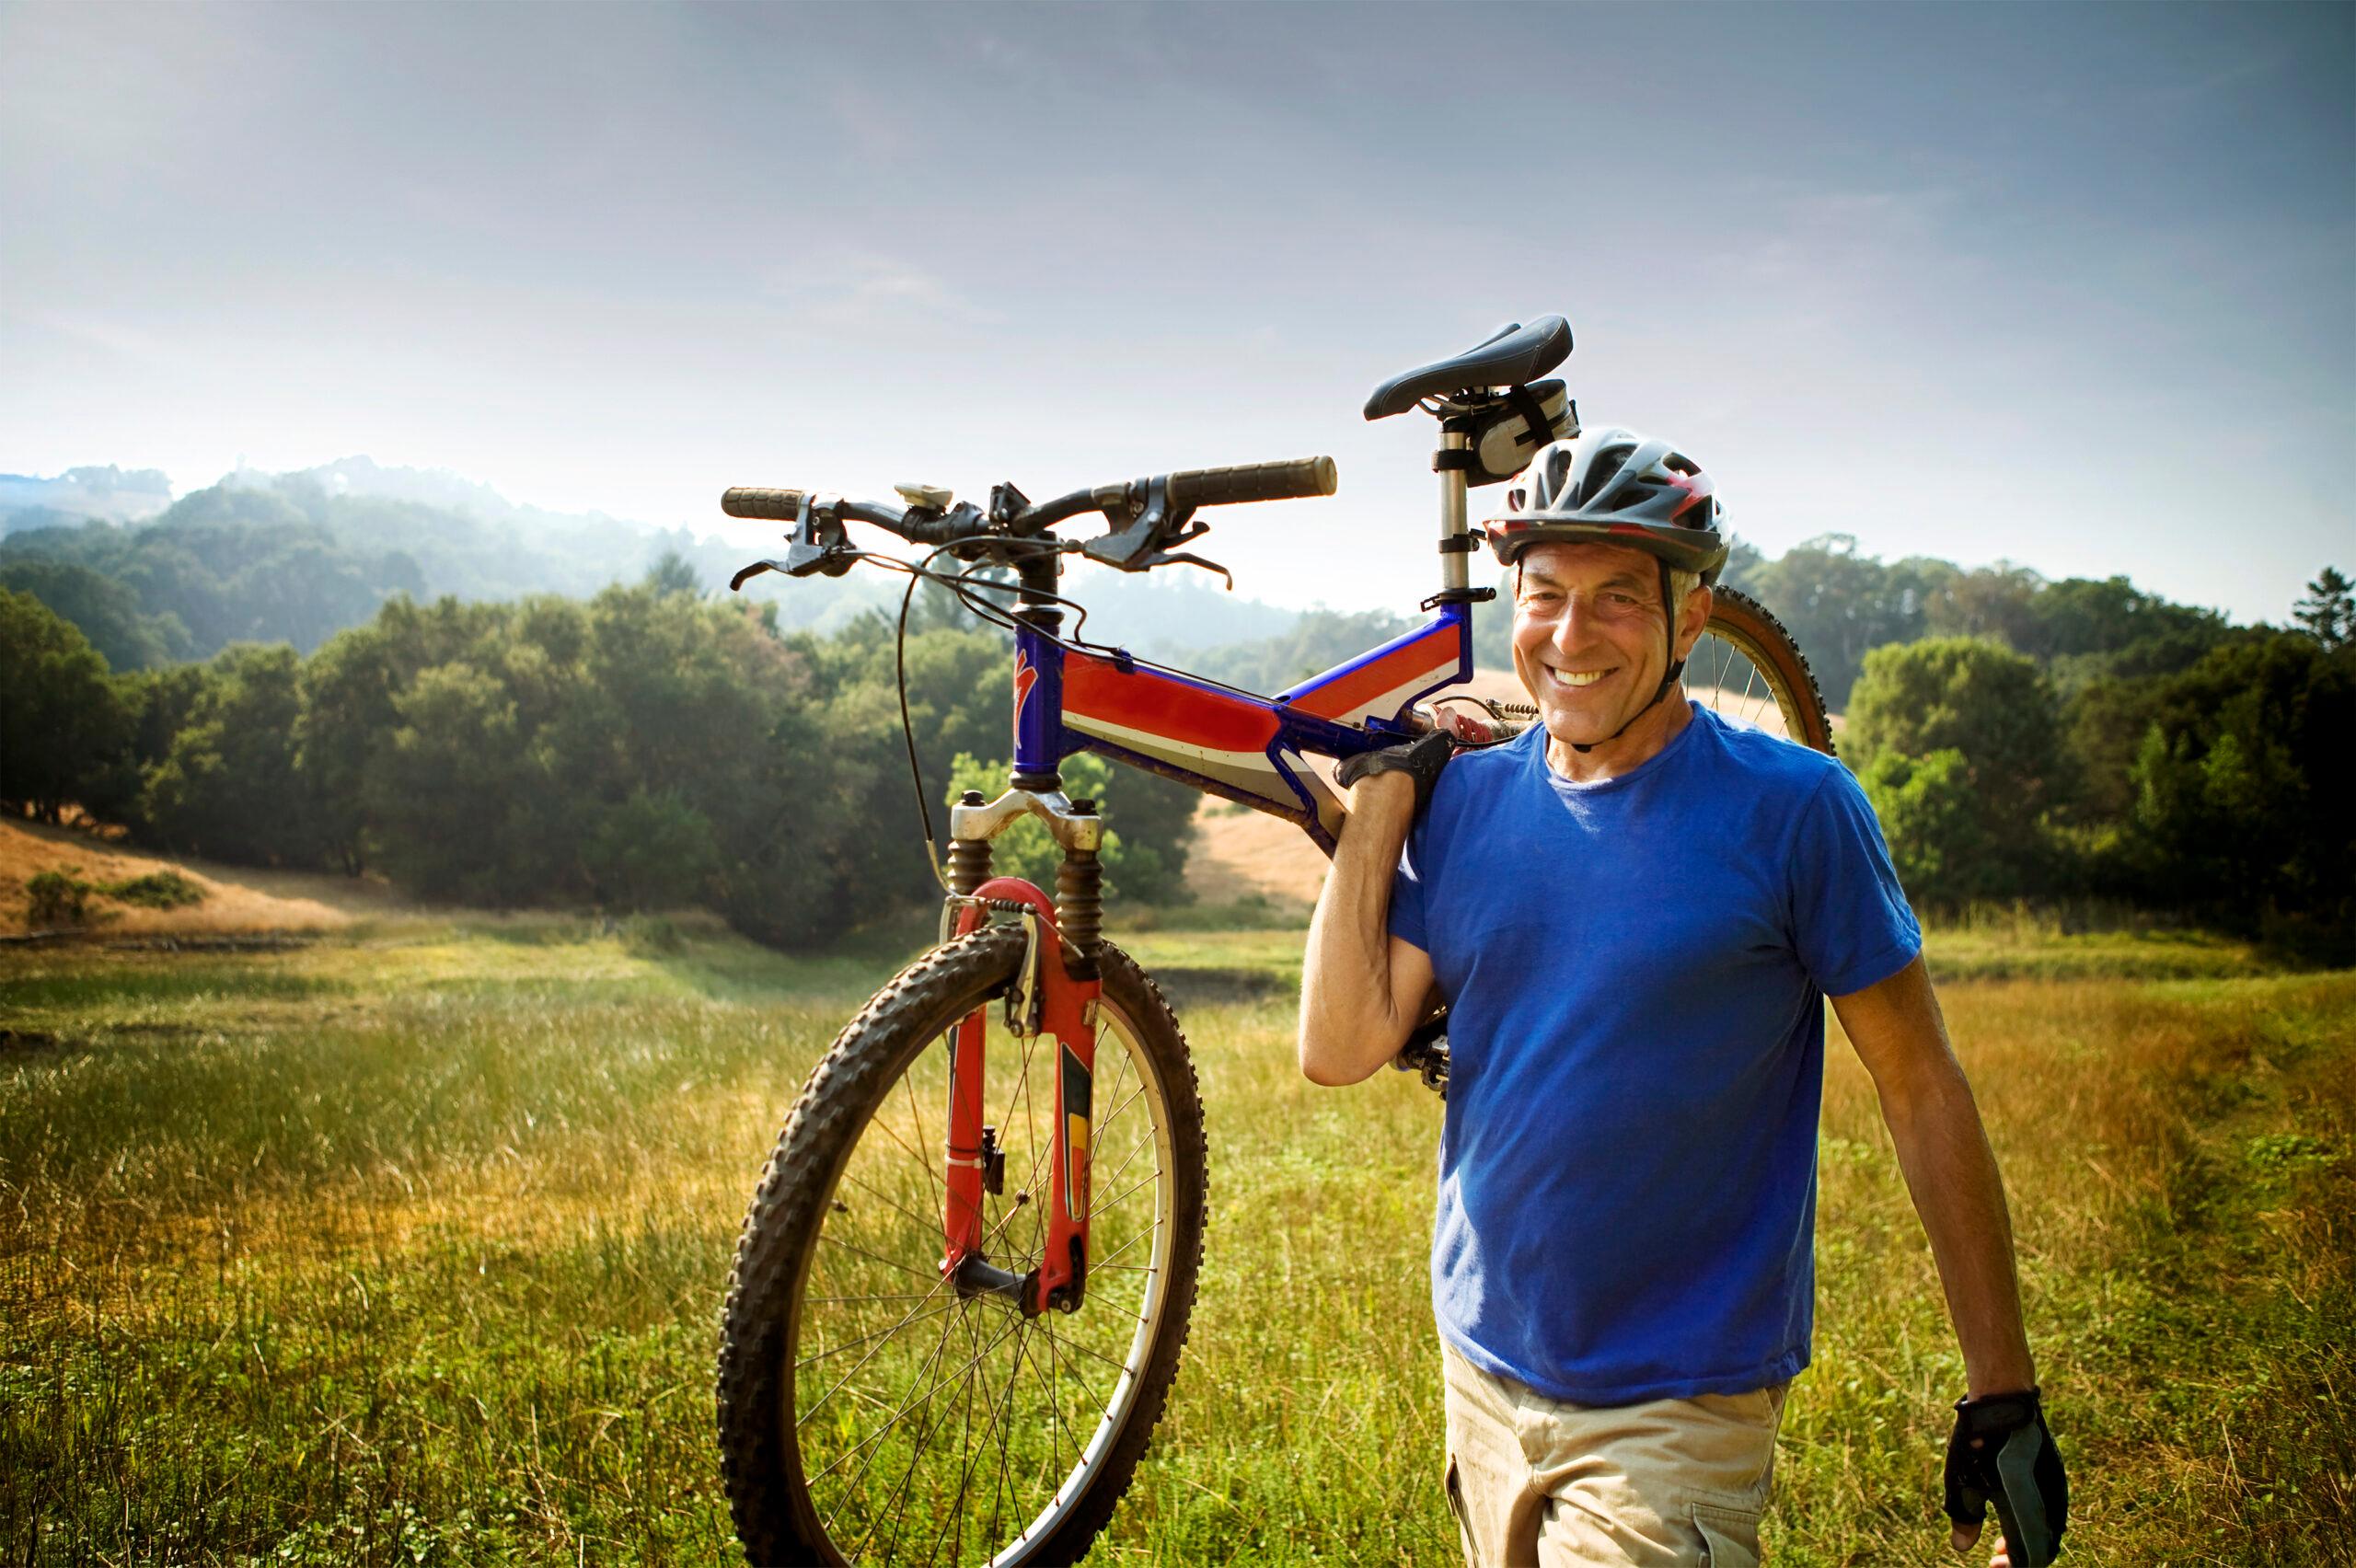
[1669,568,1704,625]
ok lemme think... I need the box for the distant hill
[0,457,1305,668]
[0,466,174,532]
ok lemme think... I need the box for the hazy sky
[4,2,2349,624]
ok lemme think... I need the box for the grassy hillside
[2,917,2349,1564]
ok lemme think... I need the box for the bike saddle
[1362,316,1573,421]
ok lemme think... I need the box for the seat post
[1437,428,1471,594]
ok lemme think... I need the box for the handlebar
[720,487,809,522]
[724,455,1334,553]
[1168,456,1337,508]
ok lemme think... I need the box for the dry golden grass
[0,816,418,937]
[3,918,2347,1564]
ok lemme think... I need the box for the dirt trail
[1,817,419,937]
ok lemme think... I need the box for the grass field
[3,912,2350,1565]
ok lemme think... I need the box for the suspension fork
[938,858,1103,1317]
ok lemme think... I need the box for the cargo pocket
[1691,1501,1761,1568]
[1443,1455,1475,1568]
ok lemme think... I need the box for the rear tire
[1690,587,1837,755]
[716,927,1207,1567]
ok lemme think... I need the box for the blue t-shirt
[1390,703,1920,1405]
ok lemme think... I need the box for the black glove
[1946,1389,2067,1566]
[1334,729,1459,814]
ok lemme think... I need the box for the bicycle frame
[933,448,1490,1316]
[1031,601,1474,852]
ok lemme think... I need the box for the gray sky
[4,1,2349,624]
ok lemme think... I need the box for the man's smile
[1542,662,1616,691]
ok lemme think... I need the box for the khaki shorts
[1441,1341,1789,1567]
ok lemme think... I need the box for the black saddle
[1362,317,1572,421]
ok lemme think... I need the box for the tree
[0,559,189,670]
[1744,535,1940,708]
[1925,562,2044,651]
[1855,749,2001,909]
[645,548,704,599]
[0,589,135,823]
[2292,566,2351,651]
[1845,638,2064,900]
[583,787,720,909]
[363,659,533,901]
[141,644,318,864]
[296,594,508,874]
[2120,632,2355,923]
[1845,638,2062,810]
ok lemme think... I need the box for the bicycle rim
[1686,587,1836,755]
[733,930,1200,1567]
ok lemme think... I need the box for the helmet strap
[1568,558,1684,755]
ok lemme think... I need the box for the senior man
[1299,430,2067,1567]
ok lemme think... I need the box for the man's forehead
[1517,542,1658,587]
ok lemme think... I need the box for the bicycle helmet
[1485,428,1729,753]
[1484,428,1729,582]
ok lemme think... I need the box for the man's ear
[1674,585,1715,661]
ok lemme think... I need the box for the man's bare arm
[1831,955,2037,1399]
[1298,774,1438,1086]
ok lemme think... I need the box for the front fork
[938,792,1104,1319]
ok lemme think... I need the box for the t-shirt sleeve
[1788,766,1922,995]
[1388,816,1431,953]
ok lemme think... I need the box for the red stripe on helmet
[1665,470,1712,521]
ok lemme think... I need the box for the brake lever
[732,495,856,590]
[1081,477,1225,584]
[1137,548,1232,589]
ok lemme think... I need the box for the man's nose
[1551,595,1600,647]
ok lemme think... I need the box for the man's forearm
[1879,1062,2038,1397]
[1298,780,1415,1085]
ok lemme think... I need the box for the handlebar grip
[1166,456,1337,508]
[722,487,811,521]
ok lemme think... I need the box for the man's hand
[1298,739,1439,1088]
[1946,1389,2067,1565]
[1334,729,1458,816]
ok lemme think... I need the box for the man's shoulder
[1691,707,1848,801]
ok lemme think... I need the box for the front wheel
[716,927,1207,1567]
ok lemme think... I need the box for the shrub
[25,870,95,928]
[102,870,206,910]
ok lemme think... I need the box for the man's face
[1511,541,1709,749]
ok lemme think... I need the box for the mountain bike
[712,317,1835,1566]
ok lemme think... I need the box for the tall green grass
[2,917,2349,1564]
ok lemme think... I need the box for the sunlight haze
[3,1,2348,625]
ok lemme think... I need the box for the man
[1299,429,2067,1567]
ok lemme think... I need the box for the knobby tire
[717,928,1207,1567]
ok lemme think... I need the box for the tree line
[7,514,2350,943]
[3,567,1196,944]
[1842,567,2351,936]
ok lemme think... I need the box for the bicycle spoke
[1093,1164,1159,1219]
[735,943,1197,1568]
[832,1302,970,1556]
[816,1231,939,1287]
[1044,1320,1135,1385]
[841,1167,949,1243]
[823,1302,1021,1542]
[797,1291,953,1376]
[904,1057,943,1216]
[931,1305,1034,1568]
[1091,1127,1156,1202]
